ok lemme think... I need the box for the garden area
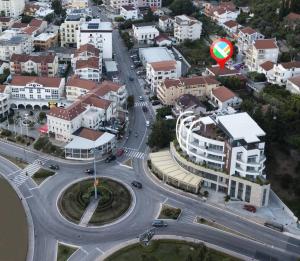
[33,136,64,158]
[158,204,181,220]
[56,243,78,261]
[59,178,132,226]
[0,128,35,146]
[32,168,55,185]
[105,239,241,261]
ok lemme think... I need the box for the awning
[38,124,48,133]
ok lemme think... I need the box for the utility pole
[93,145,97,200]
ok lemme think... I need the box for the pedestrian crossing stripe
[134,102,148,107]
[123,147,145,159]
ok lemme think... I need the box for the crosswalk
[11,158,49,187]
[179,209,196,224]
[123,147,145,159]
[135,102,148,107]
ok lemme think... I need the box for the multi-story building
[77,19,113,59]
[210,86,242,109]
[132,24,159,44]
[212,6,240,25]
[0,17,16,31]
[71,43,100,70]
[0,90,9,119]
[172,111,270,206]
[222,20,240,36]
[158,16,173,32]
[157,76,220,105]
[105,0,161,11]
[33,33,58,50]
[174,15,202,43]
[74,57,101,82]
[203,65,241,78]
[0,0,25,18]
[10,53,59,77]
[286,75,300,94]
[237,27,264,53]
[62,0,88,9]
[265,61,300,86]
[66,76,98,101]
[47,93,114,141]
[245,39,279,72]
[60,14,85,48]
[5,76,65,109]
[146,60,181,93]
[0,31,33,61]
[120,5,139,20]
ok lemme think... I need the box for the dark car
[243,204,256,213]
[142,106,148,112]
[152,220,167,227]
[152,100,160,106]
[49,164,59,170]
[105,155,116,163]
[85,168,94,175]
[129,76,134,81]
[131,181,142,189]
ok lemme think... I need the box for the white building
[0,31,33,61]
[106,0,161,11]
[0,92,9,119]
[213,8,240,25]
[266,61,300,86]
[77,19,113,59]
[66,76,98,101]
[132,24,159,44]
[120,5,139,20]
[222,20,240,36]
[0,0,25,18]
[237,27,264,53]
[175,111,270,206]
[210,86,242,109]
[245,39,279,72]
[174,15,202,43]
[47,93,114,141]
[158,16,173,32]
[286,76,300,94]
[146,60,181,93]
[5,76,65,110]
[62,0,88,9]
[71,43,101,70]
[75,57,101,82]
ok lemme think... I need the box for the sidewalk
[79,198,100,227]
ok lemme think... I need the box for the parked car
[142,106,148,112]
[130,65,134,69]
[243,204,256,213]
[116,148,124,157]
[139,96,143,101]
[49,164,59,170]
[152,100,160,106]
[152,220,167,227]
[105,155,116,163]
[131,181,142,189]
[85,168,94,175]
[129,76,134,81]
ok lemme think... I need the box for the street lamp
[93,144,98,200]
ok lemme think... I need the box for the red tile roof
[281,61,300,69]
[22,26,38,35]
[0,85,6,93]
[29,18,44,27]
[206,66,240,77]
[92,81,122,96]
[75,44,100,58]
[121,5,136,11]
[47,101,85,121]
[240,27,257,35]
[67,76,98,91]
[76,57,99,69]
[254,39,278,49]
[289,75,300,87]
[83,93,112,110]
[75,127,103,141]
[223,20,238,28]
[259,61,274,71]
[163,76,219,88]
[11,76,63,88]
[286,12,300,21]
[149,60,176,71]
[11,53,56,64]
[11,22,28,29]
[212,86,237,102]
[0,17,12,22]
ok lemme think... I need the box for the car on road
[152,100,160,106]
[131,181,142,189]
[243,204,256,213]
[116,148,124,157]
[49,164,59,170]
[130,65,134,69]
[139,96,143,101]
[105,155,116,163]
[142,106,148,112]
[146,121,150,127]
[129,76,134,81]
[85,168,94,175]
[152,220,167,227]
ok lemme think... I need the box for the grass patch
[105,239,241,261]
[59,178,132,225]
[33,136,64,158]
[32,168,55,185]
[0,152,28,169]
[57,243,78,261]
[158,204,181,220]
[122,159,133,168]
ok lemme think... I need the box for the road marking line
[25,195,33,199]
[163,197,168,204]
[80,248,88,255]
[29,187,38,190]
[96,247,104,254]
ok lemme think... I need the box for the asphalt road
[0,14,299,261]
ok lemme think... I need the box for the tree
[236,11,248,25]
[217,76,244,90]
[148,120,175,149]
[156,106,172,120]
[21,15,34,23]
[169,0,194,16]
[38,111,46,122]
[52,0,64,15]
[247,71,267,82]
[44,13,54,23]
[0,68,10,84]
[127,95,134,108]
[143,9,157,22]
[162,0,174,7]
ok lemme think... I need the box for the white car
[146,121,150,127]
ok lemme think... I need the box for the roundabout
[58,177,132,226]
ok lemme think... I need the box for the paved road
[0,12,299,261]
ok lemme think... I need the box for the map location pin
[210,38,234,69]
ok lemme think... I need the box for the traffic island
[58,178,132,226]
[158,204,181,220]
[32,168,55,185]
[104,239,241,261]
[56,242,78,261]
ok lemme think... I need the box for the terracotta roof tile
[11,53,56,64]
[0,17,12,22]
[259,61,274,71]
[76,57,99,69]
[149,60,176,71]
[47,101,85,121]
[223,20,238,28]
[286,12,300,21]
[212,86,237,102]
[163,76,219,88]
[253,39,278,49]
[75,127,103,141]
[11,76,63,88]
[289,75,300,87]
[29,18,44,27]
[11,22,28,29]
[281,61,300,69]
[22,26,38,35]
[0,85,6,93]
[240,27,257,35]
[67,76,98,91]
[92,81,122,96]
[75,44,100,58]
[207,65,240,76]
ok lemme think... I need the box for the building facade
[158,16,173,32]
[0,92,9,119]
[237,27,264,53]
[174,15,202,43]
[286,75,300,94]
[0,0,25,17]
[132,24,159,44]
[120,5,139,20]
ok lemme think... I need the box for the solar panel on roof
[88,23,99,29]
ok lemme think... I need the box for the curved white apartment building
[177,111,266,179]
